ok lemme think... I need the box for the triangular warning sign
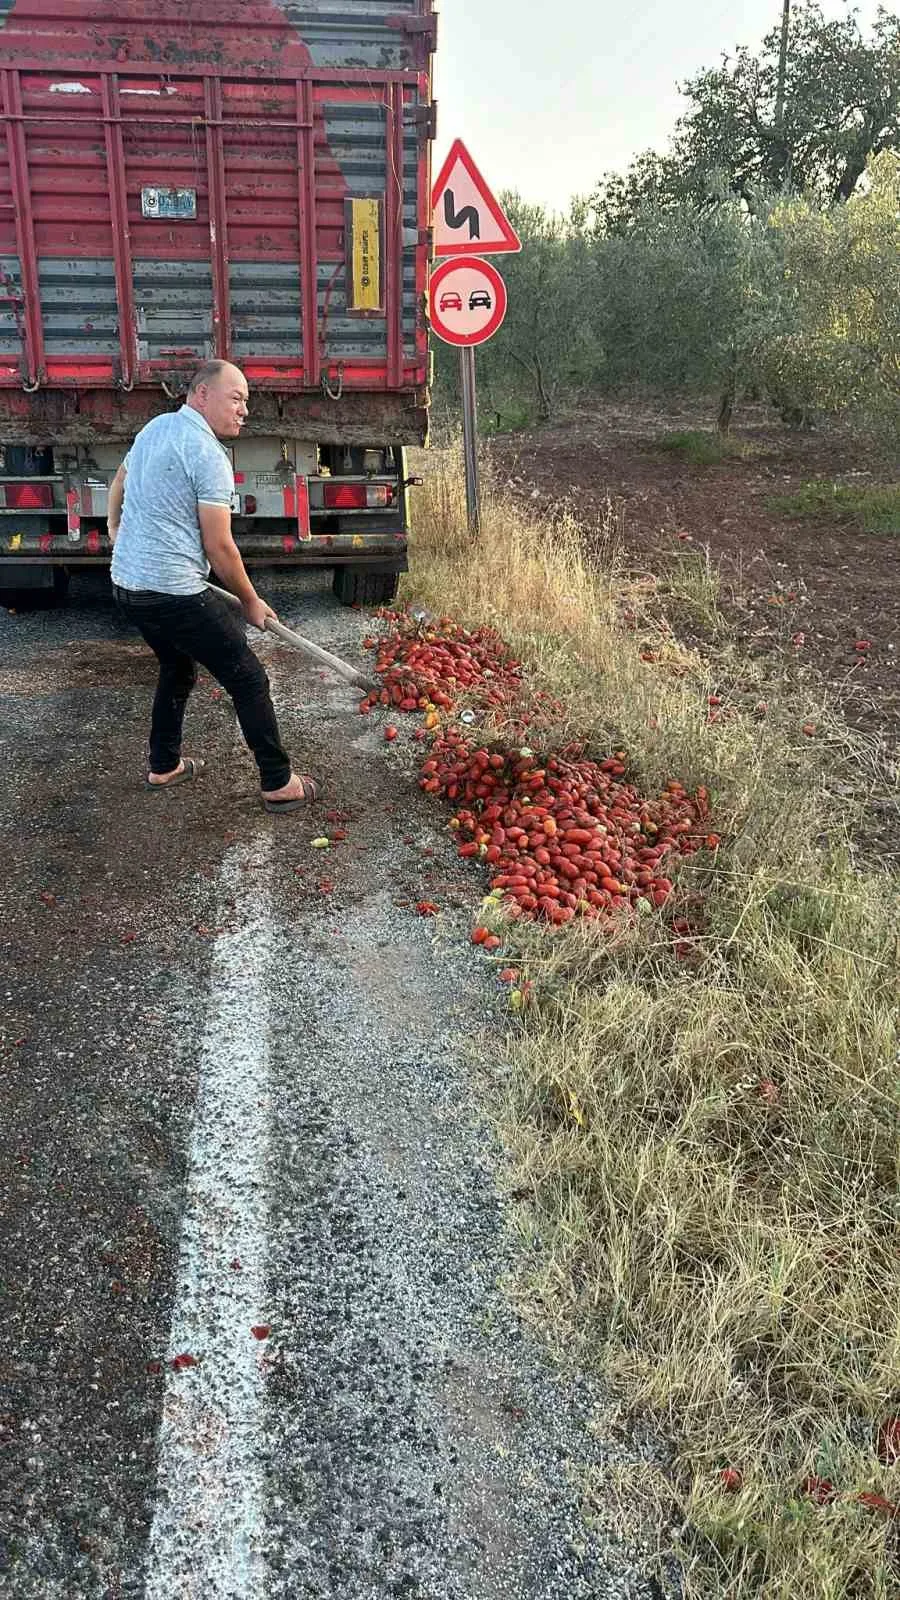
[431,139,522,257]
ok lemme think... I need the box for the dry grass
[403,444,900,1599]
[657,548,725,636]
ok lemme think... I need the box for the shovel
[206,582,377,693]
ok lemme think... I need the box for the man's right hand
[242,594,278,631]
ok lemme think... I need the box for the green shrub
[768,481,900,535]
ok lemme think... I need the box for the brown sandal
[262,774,319,813]
[145,756,205,790]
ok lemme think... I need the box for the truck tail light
[322,482,396,510]
[243,494,257,515]
[323,482,368,510]
[2,482,53,509]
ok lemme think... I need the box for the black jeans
[113,585,292,790]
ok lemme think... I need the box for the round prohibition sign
[429,256,507,347]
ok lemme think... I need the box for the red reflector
[4,482,53,509]
[243,494,257,515]
[323,482,367,510]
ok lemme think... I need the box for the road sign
[431,139,522,257]
[429,256,507,347]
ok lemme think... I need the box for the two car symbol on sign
[438,289,492,313]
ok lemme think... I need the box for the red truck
[0,0,435,605]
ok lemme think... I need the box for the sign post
[430,141,521,535]
[460,345,480,535]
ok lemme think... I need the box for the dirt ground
[487,401,898,754]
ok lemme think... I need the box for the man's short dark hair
[188,359,230,393]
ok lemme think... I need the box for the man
[108,360,317,812]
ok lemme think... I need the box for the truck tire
[332,567,399,607]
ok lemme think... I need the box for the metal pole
[460,343,480,536]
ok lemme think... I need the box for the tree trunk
[717,347,737,433]
[534,356,552,422]
[509,350,553,423]
[834,145,870,201]
[717,385,734,434]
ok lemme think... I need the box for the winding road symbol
[432,139,522,257]
[443,188,480,240]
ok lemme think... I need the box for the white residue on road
[143,837,274,1600]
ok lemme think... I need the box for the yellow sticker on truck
[348,197,382,313]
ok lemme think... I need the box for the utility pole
[773,0,791,187]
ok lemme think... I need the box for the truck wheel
[332,567,399,607]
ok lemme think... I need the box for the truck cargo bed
[0,0,435,444]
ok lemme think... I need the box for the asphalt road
[0,570,665,1600]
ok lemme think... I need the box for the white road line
[143,838,274,1600]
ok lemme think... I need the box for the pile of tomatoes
[422,736,714,924]
[358,612,522,716]
[362,611,718,926]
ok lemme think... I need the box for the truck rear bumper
[0,540,408,572]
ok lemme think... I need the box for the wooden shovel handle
[206,583,376,692]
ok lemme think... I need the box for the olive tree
[591,200,791,429]
[765,149,900,436]
[433,196,598,426]
[591,3,900,229]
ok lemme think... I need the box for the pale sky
[433,1,885,212]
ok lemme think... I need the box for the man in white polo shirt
[108,360,317,812]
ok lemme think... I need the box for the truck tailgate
[0,1,434,431]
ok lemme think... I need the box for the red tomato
[856,1491,898,1517]
[800,1475,836,1505]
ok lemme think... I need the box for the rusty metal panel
[0,1,433,74]
[0,0,434,425]
[133,261,214,363]
[40,259,119,356]
[231,261,302,360]
[0,385,429,447]
[280,1,425,69]
[0,254,23,358]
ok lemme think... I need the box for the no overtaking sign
[429,256,507,348]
